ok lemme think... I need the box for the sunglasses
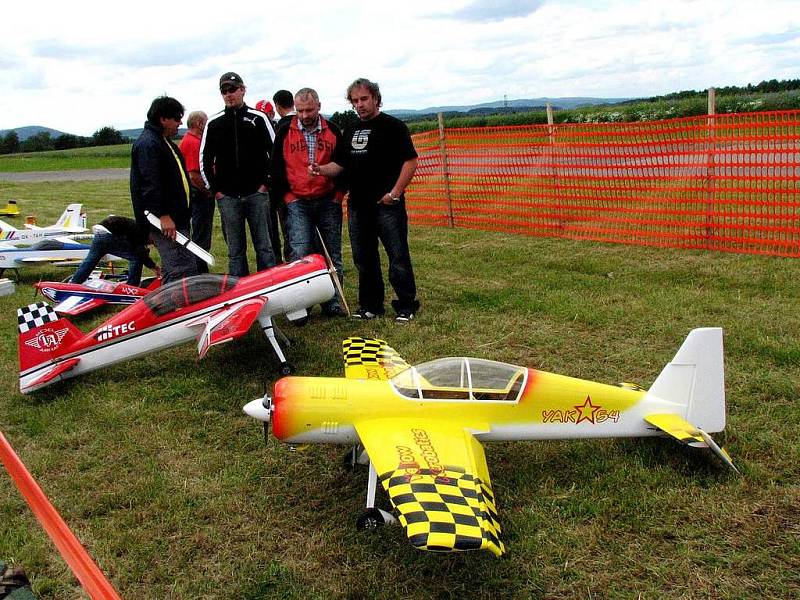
[220,86,240,94]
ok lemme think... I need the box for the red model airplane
[34,275,162,316]
[17,255,337,394]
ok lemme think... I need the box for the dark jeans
[269,197,290,263]
[218,192,276,276]
[286,197,343,311]
[152,228,198,283]
[348,201,419,315]
[71,232,145,285]
[190,187,215,274]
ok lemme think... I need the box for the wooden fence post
[438,112,455,227]
[705,88,717,248]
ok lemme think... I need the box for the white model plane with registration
[0,203,87,244]
[244,329,738,557]
[17,255,338,394]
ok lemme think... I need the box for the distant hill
[387,97,634,117]
[0,125,69,141]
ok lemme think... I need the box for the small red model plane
[17,255,338,394]
[244,330,737,557]
[34,275,162,316]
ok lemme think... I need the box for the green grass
[0,145,132,172]
[0,181,799,599]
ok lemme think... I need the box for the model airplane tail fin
[53,204,83,230]
[645,327,725,433]
[0,217,17,233]
[17,302,83,373]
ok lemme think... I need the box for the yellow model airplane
[0,199,20,216]
[244,328,737,557]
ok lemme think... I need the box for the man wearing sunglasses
[200,72,277,276]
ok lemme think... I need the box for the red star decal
[574,395,600,424]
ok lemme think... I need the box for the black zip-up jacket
[130,121,192,230]
[199,104,276,198]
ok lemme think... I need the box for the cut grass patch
[0,180,798,599]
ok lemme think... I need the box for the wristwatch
[389,193,401,203]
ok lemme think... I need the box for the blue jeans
[286,197,343,311]
[152,228,198,284]
[217,192,276,276]
[348,200,419,315]
[71,232,146,285]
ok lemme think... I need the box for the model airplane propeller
[17,255,341,393]
[244,330,738,557]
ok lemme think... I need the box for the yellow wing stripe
[379,466,505,557]
[342,337,411,380]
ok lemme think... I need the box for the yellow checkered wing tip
[342,337,411,380]
[379,466,506,557]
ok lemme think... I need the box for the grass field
[0,180,799,599]
[0,145,132,172]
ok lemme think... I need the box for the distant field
[0,180,798,599]
[0,144,131,172]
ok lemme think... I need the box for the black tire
[356,508,385,531]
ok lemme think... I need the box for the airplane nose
[243,395,272,422]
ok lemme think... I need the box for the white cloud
[1,0,798,135]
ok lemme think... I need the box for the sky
[2,0,798,136]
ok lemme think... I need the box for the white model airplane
[0,203,87,245]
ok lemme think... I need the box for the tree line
[0,126,130,155]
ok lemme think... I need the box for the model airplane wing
[193,297,267,359]
[342,337,411,380]
[355,418,505,557]
[51,295,105,316]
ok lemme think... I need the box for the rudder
[18,302,83,373]
[645,328,725,433]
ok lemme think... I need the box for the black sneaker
[353,308,379,320]
[395,311,415,323]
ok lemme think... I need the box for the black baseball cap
[219,72,244,89]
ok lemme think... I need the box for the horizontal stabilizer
[645,413,739,474]
[23,358,81,394]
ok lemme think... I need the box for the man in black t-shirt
[309,78,420,323]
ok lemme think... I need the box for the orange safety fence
[406,110,800,257]
[0,431,122,600]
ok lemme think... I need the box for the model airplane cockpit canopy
[391,358,527,402]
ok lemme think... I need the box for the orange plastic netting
[406,110,800,257]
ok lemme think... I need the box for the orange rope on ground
[0,431,122,600]
[407,110,800,257]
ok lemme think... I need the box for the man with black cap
[200,72,277,276]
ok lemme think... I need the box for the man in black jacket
[200,72,276,276]
[130,96,198,282]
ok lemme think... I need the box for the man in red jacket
[270,87,344,316]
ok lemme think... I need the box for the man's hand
[153,265,163,279]
[160,215,177,240]
[308,162,322,176]
[378,190,401,205]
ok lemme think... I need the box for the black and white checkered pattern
[17,302,58,334]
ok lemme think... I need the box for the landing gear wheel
[278,362,294,376]
[356,508,385,531]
